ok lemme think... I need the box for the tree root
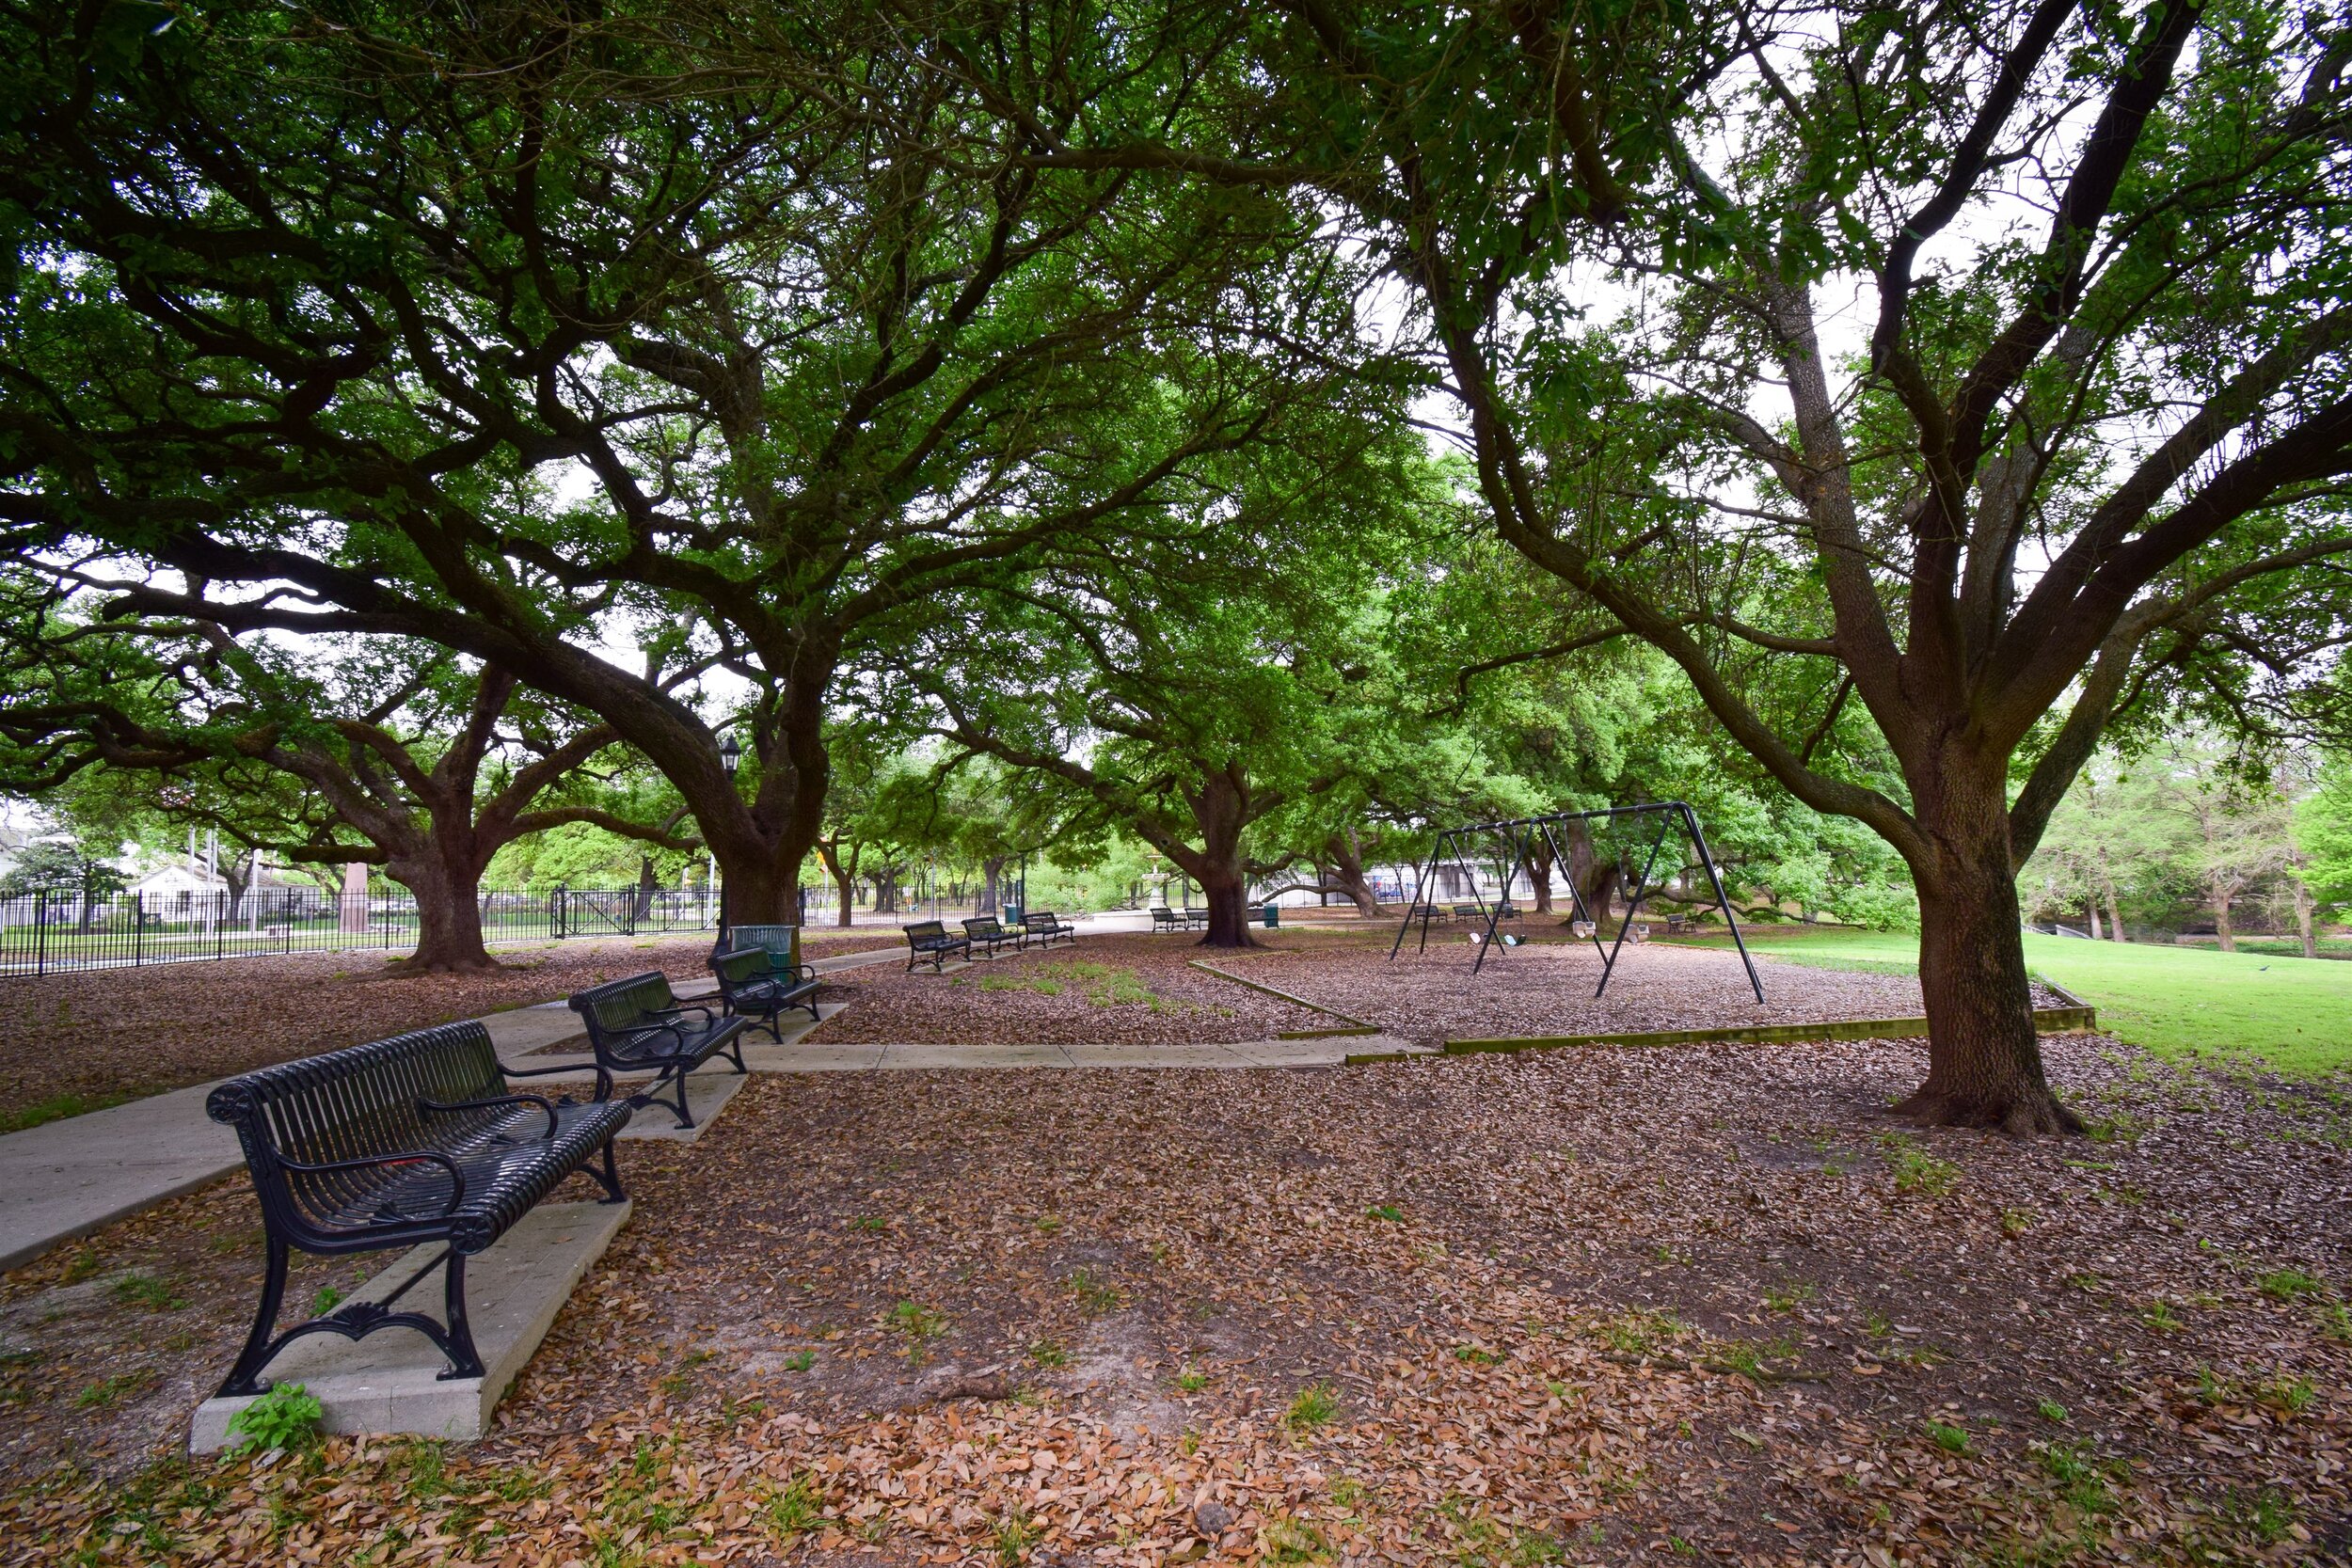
[1892,1085,2085,1137]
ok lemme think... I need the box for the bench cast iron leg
[217,1235,293,1397]
[437,1254,487,1382]
[661,1064,694,1129]
[591,1135,627,1203]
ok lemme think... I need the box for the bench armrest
[271,1148,467,1217]
[421,1092,558,1139]
[500,1058,593,1079]
[650,1003,715,1024]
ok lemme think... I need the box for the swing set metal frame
[1388,801,1765,1002]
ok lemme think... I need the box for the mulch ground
[0,935,860,1117]
[4,1034,2347,1565]
[803,936,1336,1044]
[1225,936,2060,1047]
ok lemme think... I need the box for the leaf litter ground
[4,1021,2349,1565]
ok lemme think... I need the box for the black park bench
[709,945,821,1041]
[568,972,750,1130]
[1022,910,1077,948]
[1150,905,1182,933]
[961,914,1026,958]
[903,919,969,972]
[206,1022,631,1396]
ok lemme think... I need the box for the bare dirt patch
[803,934,1334,1044]
[4,1036,2347,1565]
[0,936,725,1115]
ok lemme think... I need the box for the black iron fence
[0,885,724,978]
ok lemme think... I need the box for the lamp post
[714,734,741,953]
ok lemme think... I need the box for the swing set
[1389,801,1766,1002]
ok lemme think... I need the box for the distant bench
[902,919,969,972]
[1024,911,1077,947]
[205,1021,631,1396]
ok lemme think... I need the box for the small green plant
[2083,1113,2141,1145]
[73,1368,157,1409]
[1452,1343,1501,1366]
[1508,1528,1566,1565]
[2219,1485,2296,1544]
[1033,1214,1062,1235]
[403,1439,450,1499]
[1027,1338,1072,1370]
[1763,1280,1817,1313]
[1283,1380,1340,1430]
[887,1299,947,1357]
[1597,1308,1682,1354]
[2138,1299,2185,1333]
[1880,1135,1961,1196]
[2036,1440,2116,1513]
[494,1465,553,1503]
[2001,1208,2035,1238]
[780,1350,816,1372]
[993,1505,1041,1565]
[1065,1266,1125,1313]
[1925,1420,1969,1453]
[2036,1398,2068,1423]
[2256,1372,2316,1415]
[2258,1267,2323,1302]
[310,1286,345,1316]
[1262,1516,1329,1562]
[849,1215,888,1233]
[764,1473,824,1540]
[1176,1363,1207,1394]
[2325,1304,2352,1343]
[225,1382,324,1452]
[1363,1204,1404,1224]
[109,1273,187,1312]
[61,1247,104,1283]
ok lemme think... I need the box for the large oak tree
[1007,0,2352,1130]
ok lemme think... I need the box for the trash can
[1263,903,1279,928]
[1003,903,1023,926]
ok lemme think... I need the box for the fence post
[134,892,144,967]
[36,891,47,977]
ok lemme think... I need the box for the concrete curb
[1438,1003,2097,1057]
[1184,960,1380,1037]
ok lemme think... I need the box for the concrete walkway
[0,939,1415,1270]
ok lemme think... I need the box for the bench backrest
[568,971,681,1037]
[206,1022,509,1243]
[1023,911,1059,927]
[731,923,800,967]
[710,946,774,993]
[962,916,1006,936]
[904,920,948,944]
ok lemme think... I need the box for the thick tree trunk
[1896,779,2079,1134]
[1199,874,1253,947]
[388,854,494,973]
[2211,880,2237,953]
[2095,859,2126,942]
[2086,899,2102,941]
[1527,836,1555,914]
[1324,832,1382,916]
[982,855,1006,912]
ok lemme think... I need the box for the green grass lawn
[1666,924,2352,1079]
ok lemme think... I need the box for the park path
[0,940,1418,1271]
[0,945,881,1271]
